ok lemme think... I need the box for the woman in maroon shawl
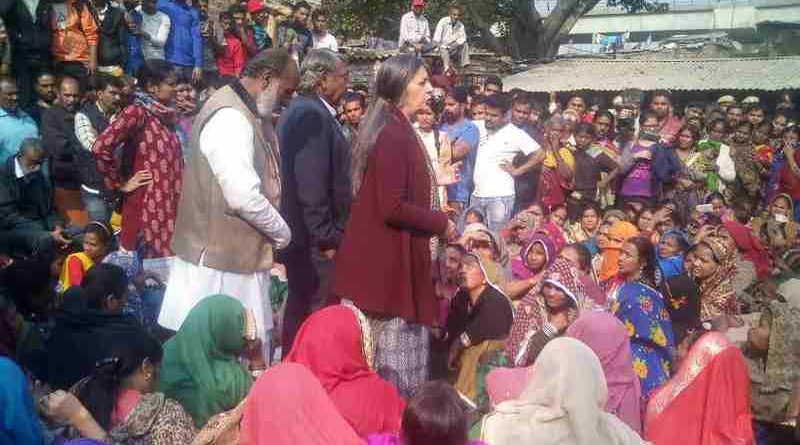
[334,55,456,398]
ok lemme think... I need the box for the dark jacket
[0,155,58,230]
[333,106,449,327]
[0,0,52,56]
[75,101,110,193]
[31,287,146,389]
[446,285,513,348]
[653,142,682,195]
[41,105,82,189]
[277,94,351,253]
[93,4,128,67]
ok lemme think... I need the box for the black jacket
[75,101,110,193]
[0,155,59,231]
[276,95,351,253]
[41,105,82,189]
[0,0,52,56]
[93,5,128,67]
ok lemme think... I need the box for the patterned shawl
[696,238,738,321]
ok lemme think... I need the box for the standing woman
[93,59,183,259]
[610,236,674,399]
[333,55,456,398]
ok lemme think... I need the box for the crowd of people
[1,0,800,444]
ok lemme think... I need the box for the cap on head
[411,0,425,7]
[247,0,267,14]
[717,95,735,105]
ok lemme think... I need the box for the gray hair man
[162,49,299,361]
[276,48,352,352]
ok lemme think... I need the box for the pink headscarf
[566,312,642,434]
[241,363,363,445]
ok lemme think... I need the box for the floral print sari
[611,280,675,399]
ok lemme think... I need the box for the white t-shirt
[313,32,339,51]
[473,122,539,198]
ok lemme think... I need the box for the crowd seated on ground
[1,1,800,443]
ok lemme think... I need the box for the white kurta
[159,107,291,346]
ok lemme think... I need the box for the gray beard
[256,84,279,118]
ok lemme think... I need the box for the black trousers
[280,247,335,354]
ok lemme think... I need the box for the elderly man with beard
[160,49,299,361]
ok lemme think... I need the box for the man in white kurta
[432,4,469,70]
[159,49,299,358]
[398,0,430,52]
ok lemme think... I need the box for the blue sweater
[157,0,202,67]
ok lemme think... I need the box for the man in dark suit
[277,49,351,353]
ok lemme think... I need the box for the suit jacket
[277,94,351,253]
[41,105,82,189]
[0,0,52,55]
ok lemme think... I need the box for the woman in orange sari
[644,331,754,445]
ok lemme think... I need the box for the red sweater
[216,33,245,76]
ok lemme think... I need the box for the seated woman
[240,362,363,445]
[609,237,674,399]
[717,220,771,311]
[686,237,741,329]
[459,223,508,287]
[598,221,639,287]
[565,201,601,245]
[752,193,797,271]
[159,294,263,428]
[65,330,196,443]
[566,312,642,434]
[743,282,800,441]
[645,331,753,445]
[33,264,146,390]
[285,304,405,437]
[481,338,648,445]
[367,380,486,445]
[559,242,605,307]
[507,232,555,297]
[505,257,593,368]
[59,221,113,291]
[500,205,542,259]
[656,229,690,282]
[446,253,513,402]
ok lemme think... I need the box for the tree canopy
[322,0,667,58]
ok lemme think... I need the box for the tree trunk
[466,4,505,54]
[512,0,603,60]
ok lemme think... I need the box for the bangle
[250,367,266,379]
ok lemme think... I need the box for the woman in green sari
[159,294,262,428]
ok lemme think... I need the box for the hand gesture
[121,170,153,193]
[499,161,515,176]
[437,161,461,186]
[549,310,570,332]
[41,390,87,425]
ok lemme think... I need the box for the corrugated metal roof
[502,57,800,92]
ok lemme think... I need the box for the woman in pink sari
[644,331,754,445]
[566,311,642,434]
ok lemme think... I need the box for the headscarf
[656,230,689,282]
[482,338,647,445]
[462,223,508,283]
[512,233,556,280]
[721,220,771,280]
[599,221,639,283]
[505,258,591,367]
[285,305,405,437]
[695,238,738,321]
[133,90,178,127]
[645,332,753,445]
[0,357,47,445]
[241,363,362,445]
[567,312,642,434]
[159,295,252,427]
[535,221,566,253]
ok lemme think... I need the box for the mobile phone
[695,204,714,213]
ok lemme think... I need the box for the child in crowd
[58,222,113,291]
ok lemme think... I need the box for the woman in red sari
[93,59,183,258]
[644,330,754,445]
